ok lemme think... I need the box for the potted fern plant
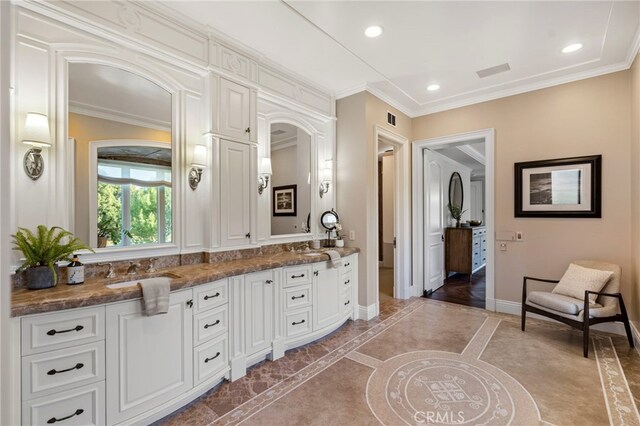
[12,225,93,290]
[448,204,467,228]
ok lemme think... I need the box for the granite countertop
[12,247,359,317]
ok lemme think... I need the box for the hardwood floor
[427,267,486,308]
[379,266,394,302]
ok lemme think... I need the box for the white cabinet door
[106,290,193,425]
[244,271,274,356]
[220,139,251,247]
[313,263,341,330]
[219,78,251,140]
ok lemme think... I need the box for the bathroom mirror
[270,123,311,236]
[69,63,173,249]
[448,172,464,211]
[320,209,340,231]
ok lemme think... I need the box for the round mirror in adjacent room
[320,209,339,230]
[448,172,464,210]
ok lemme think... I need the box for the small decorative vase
[27,265,58,290]
[335,239,345,248]
[456,220,461,228]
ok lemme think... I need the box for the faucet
[98,262,116,279]
[127,261,141,275]
[146,258,159,273]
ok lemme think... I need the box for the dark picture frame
[273,184,297,216]
[514,155,601,218]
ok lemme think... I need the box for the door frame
[412,129,496,310]
[371,126,411,313]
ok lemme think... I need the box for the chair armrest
[585,290,621,299]
[522,276,560,305]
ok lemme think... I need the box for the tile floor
[156,297,640,425]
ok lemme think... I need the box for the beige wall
[413,71,632,306]
[69,113,171,245]
[337,92,412,308]
[631,54,640,322]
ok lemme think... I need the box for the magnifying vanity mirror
[320,209,339,230]
[69,63,173,249]
[448,172,464,211]
[270,122,311,236]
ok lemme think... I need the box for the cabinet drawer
[194,305,228,346]
[285,308,312,338]
[22,341,105,401]
[194,279,229,313]
[341,287,353,316]
[283,265,313,287]
[194,335,228,385]
[341,271,353,288]
[22,381,105,426]
[22,306,105,356]
[342,256,354,273]
[284,285,312,311]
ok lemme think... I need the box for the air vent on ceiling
[476,63,511,79]
[387,111,396,127]
[271,129,286,135]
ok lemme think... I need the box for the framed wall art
[273,184,297,216]
[514,155,601,218]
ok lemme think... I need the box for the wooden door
[313,263,341,330]
[244,270,274,356]
[220,139,251,247]
[423,149,445,293]
[106,290,193,424]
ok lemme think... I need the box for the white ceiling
[159,1,640,117]
[435,141,486,177]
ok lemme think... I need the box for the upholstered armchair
[521,260,634,357]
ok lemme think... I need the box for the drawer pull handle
[313,271,319,276]
[292,319,306,326]
[204,292,220,300]
[204,352,221,363]
[204,320,221,329]
[344,280,350,285]
[47,409,84,424]
[344,300,351,306]
[265,280,273,284]
[47,363,84,376]
[291,294,305,300]
[291,274,305,279]
[345,262,350,267]
[47,325,83,336]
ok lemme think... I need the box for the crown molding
[69,101,171,132]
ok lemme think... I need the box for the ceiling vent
[387,111,397,127]
[271,129,286,135]
[476,63,511,79]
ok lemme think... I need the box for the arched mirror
[448,172,464,211]
[69,63,173,249]
[270,122,311,236]
[320,209,339,230]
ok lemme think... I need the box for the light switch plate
[349,230,355,241]
[496,231,516,241]
[516,231,523,241]
[500,242,507,251]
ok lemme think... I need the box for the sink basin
[106,273,180,289]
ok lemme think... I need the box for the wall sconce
[258,158,272,195]
[319,165,332,198]
[22,112,52,181]
[189,144,207,190]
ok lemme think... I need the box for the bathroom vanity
[12,250,358,425]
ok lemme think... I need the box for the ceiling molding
[457,145,485,166]
[69,101,172,132]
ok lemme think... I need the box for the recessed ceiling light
[365,25,383,38]
[562,43,583,54]
[427,84,440,91]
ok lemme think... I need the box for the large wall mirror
[270,123,311,236]
[69,63,173,249]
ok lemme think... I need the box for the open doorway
[378,141,395,302]
[412,129,495,310]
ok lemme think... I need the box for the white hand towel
[324,250,342,268]
[139,277,171,316]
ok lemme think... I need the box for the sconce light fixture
[319,164,332,198]
[22,112,52,181]
[189,144,207,190]
[258,158,272,195]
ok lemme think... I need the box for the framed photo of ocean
[514,155,601,218]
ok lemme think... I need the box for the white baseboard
[358,302,379,321]
[495,299,627,336]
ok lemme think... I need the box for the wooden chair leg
[619,296,635,348]
[583,319,590,358]
[521,306,526,331]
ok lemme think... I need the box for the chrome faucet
[146,258,159,273]
[98,262,116,279]
[127,261,141,275]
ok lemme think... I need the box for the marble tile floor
[156,297,640,426]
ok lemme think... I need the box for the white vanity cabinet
[105,289,193,425]
[244,270,275,358]
[312,262,342,330]
[220,139,253,247]
[219,78,255,142]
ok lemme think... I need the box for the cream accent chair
[521,260,633,358]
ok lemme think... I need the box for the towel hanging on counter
[324,250,342,268]
[139,277,171,316]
